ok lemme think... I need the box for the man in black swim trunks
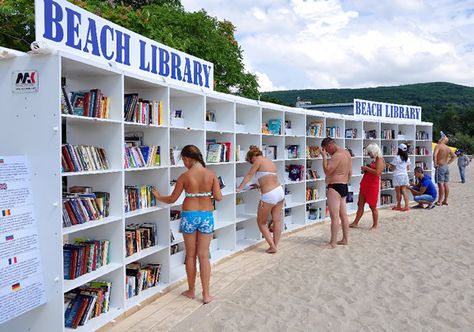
[321,138,352,248]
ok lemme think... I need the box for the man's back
[327,149,351,184]
[435,143,452,165]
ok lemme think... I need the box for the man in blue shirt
[409,167,438,209]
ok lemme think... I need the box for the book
[207,143,222,163]
[268,119,282,135]
[206,110,216,122]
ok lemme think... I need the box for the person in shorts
[433,136,456,205]
[390,143,411,211]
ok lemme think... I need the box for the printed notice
[0,156,46,324]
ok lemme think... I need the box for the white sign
[11,70,39,93]
[0,156,46,324]
[35,0,214,91]
[354,99,422,123]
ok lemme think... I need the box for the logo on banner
[12,70,39,93]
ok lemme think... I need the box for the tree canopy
[0,0,259,98]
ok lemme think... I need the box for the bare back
[435,143,454,166]
[181,167,216,211]
[256,157,280,193]
[326,149,352,184]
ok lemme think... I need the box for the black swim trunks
[327,183,348,198]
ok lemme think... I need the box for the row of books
[416,131,430,140]
[326,126,341,138]
[345,128,358,139]
[207,141,231,163]
[286,145,300,159]
[63,191,110,227]
[381,129,396,140]
[382,145,397,156]
[124,145,161,168]
[64,280,112,329]
[306,169,321,180]
[170,210,181,221]
[62,86,110,119]
[286,164,304,182]
[365,130,377,139]
[62,144,110,173]
[263,144,278,160]
[124,185,157,213]
[124,94,163,125]
[206,110,216,122]
[307,121,323,137]
[262,119,282,135]
[126,262,162,299]
[306,146,320,158]
[415,146,430,155]
[381,179,393,189]
[306,188,319,201]
[381,194,393,205]
[63,239,110,280]
[415,161,428,170]
[125,223,157,257]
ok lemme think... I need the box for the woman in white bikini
[236,145,284,253]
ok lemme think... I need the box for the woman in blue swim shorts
[152,145,222,304]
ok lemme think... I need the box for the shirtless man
[321,138,352,248]
[433,136,456,205]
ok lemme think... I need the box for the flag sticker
[2,209,11,217]
[0,159,4,164]
[8,257,18,265]
[11,283,21,291]
[5,235,14,241]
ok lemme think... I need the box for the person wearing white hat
[389,143,411,211]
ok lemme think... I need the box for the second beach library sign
[35,0,214,91]
[354,99,422,123]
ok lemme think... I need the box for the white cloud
[181,0,474,90]
[256,72,287,92]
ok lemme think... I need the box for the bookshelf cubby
[0,53,432,332]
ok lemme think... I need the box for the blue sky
[181,0,474,91]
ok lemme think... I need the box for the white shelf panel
[285,201,306,208]
[380,188,395,191]
[170,126,204,132]
[306,135,324,138]
[210,249,233,264]
[306,198,326,204]
[285,180,305,185]
[125,245,169,265]
[125,283,167,309]
[306,219,325,224]
[207,161,233,166]
[62,216,122,235]
[236,239,260,251]
[235,213,257,223]
[206,128,234,134]
[124,121,168,129]
[306,178,325,182]
[65,307,123,332]
[61,114,122,125]
[62,169,122,177]
[284,223,305,232]
[125,165,168,172]
[124,206,165,219]
[214,220,235,230]
[169,264,186,284]
[63,263,122,293]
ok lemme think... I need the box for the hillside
[262,82,474,152]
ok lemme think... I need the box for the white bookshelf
[0,53,432,332]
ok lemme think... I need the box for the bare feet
[181,290,195,299]
[266,247,277,254]
[203,295,215,304]
[325,242,336,249]
[336,240,348,245]
[349,223,359,228]
[370,225,378,230]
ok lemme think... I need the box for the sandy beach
[103,163,474,331]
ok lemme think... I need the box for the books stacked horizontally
[307,121,323,137]
[124,94,163,125]
[381,129,395,139]
[63,238,110,280]
[126,262,162,299]
[306,146,320,158]
[263,144,278,160]
[125,131,161,168]
[306,187,319,201]
[345,128,358,139]
[64,280,112,329]
[326,126,341,138]
[62,187,110,227]
[124,185,157,213]
[62,144,110,173]
[286,145,300,159]
[125,223,157,257]
[206,141,231,163]
[63,87,110,119]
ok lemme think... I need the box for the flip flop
[400,207,410,212]
[426,205,435,210]
[412,205,424,209]
[442,202,448,206]
[392,206,402,211]
[436,202,443,206]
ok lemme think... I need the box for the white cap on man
[398,143,408,151]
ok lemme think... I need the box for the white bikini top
[255,171,277,180]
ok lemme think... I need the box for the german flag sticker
[11,282,21,291]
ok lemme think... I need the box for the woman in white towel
[236,145,284,253]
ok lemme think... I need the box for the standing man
[433,136,456,205]
[321,138,352,248]
[457,149,470,183]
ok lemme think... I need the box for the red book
[83,92,91,117]
[62,145,75,172]
[64,201,79,225]
[72,297,90,328]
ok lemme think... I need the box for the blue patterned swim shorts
[180,211,214,234]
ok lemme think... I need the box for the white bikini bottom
[261,186,285,205]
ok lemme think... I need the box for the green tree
[0,0,259,98]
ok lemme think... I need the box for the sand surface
[104,164,474,331]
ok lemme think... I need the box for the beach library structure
[0,1,433,331]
